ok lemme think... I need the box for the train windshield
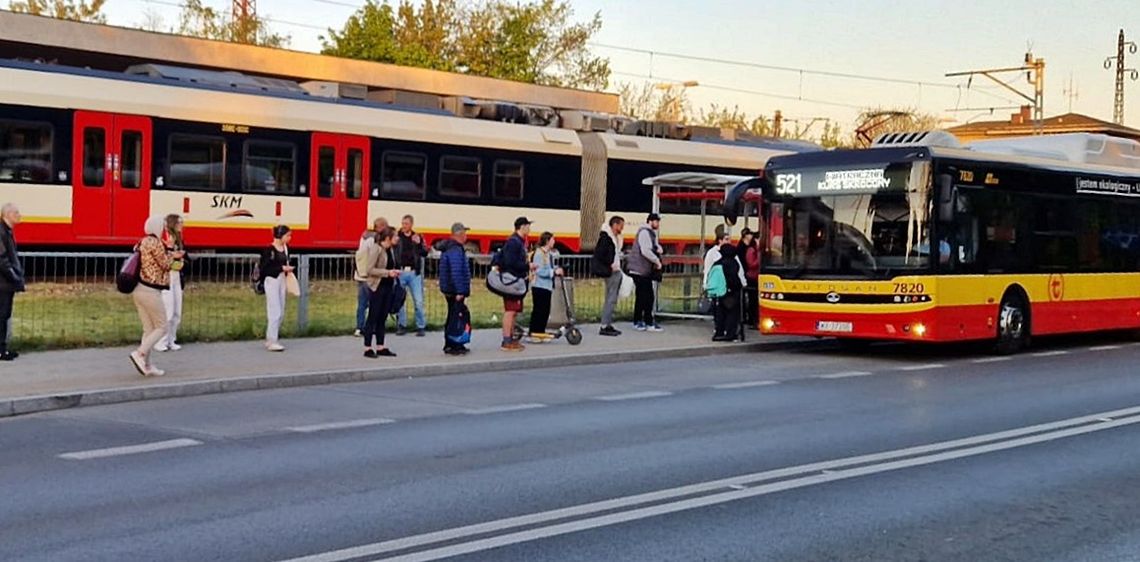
[763,161,934,278]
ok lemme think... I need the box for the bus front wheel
[996,293,1030,355]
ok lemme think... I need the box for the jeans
[161,270,183,347]
[529,287,552,334]
[396,271,426,330]
[264,274,286,343]
[364,282,393,347]
[0,290,14,353]
[600,273,621,327]
[355,281,369,331]
[632,274,655,326]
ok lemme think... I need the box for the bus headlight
[761,318,777,331]
[913,323,927,337]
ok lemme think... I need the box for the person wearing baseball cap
[626,213,664,332]
[499,217,535,351]
[439,222,472,355]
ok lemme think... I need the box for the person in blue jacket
[439,222,472,356]
[499,217,535,351]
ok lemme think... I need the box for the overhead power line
[612,71,865,110]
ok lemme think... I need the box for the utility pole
[947,51,1046,133]
[1063,73,1079,113]
[232,0,257,44]
[1103,29,1137,125]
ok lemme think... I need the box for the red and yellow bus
[725,131,1140,353]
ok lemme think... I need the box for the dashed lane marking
[594,391,673,402]
[898,364,947,372]
[285,419,395,433]
[465,404,548,415]
[711,380,780,390]
[58,438,203,460]
[817,371,873,379]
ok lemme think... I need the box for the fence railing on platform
[14,252,708,349]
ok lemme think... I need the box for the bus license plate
[816,321,853,333]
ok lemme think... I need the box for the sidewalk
[0,322,809,417]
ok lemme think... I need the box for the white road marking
[1032,350,1070,357]
[594,391,673,402]
[972,356,1012,364]
[817,371,873,380]
[1090,345,1122,352]
[285,419,395,433]
[58,438,203,460]
[899,364,946,372]
[464,404,548,415]
[711,380,780,390]
[274,403,1140,562]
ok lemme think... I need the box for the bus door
[72,111,152,241]
[309,133,369,246]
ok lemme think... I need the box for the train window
[169,135,226,191]
[380,151,426,200]
[82,127,105,187]
[493,160,524,200]
[120,130,143,189]
[243,141,295,194]
[439,156,481,198]
[317,147,335,198]
[0,120,53,184]
[346,149,364,200]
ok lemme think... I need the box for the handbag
[285,271,301,297]
[486,268,529,297]
[116,248,141,294]
[389,281,407,317]
[697,294,714,315]
[619,272,634,299]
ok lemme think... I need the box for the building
[948,106,1140,144]
[0,11,619,115]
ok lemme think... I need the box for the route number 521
[775,173,803,195]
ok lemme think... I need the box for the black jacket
[0,222,24,293]
[395,230,428,272]
[591,230,617,278]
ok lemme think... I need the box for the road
[3,335,1140,561]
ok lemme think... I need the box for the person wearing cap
[439,222,473,355]
[625,213,664,332]
[499,217,536,351]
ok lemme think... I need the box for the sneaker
[649,324,665,333]
[599,326,621,337]
[146,366,166,377]
[129,351,148,376]
[0,351,16,361]
[632,322,647,332]
[396,326,408,336]
[353,329,362,337]
[168,343,182,351]
[501,341,525,352]
[377,349,397,357]
[266,343,285,352]
[416,329,426,337]
[363,349,378,358]
[153,342,169,352]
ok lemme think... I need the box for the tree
[176,0,289,48]
[852,107,944,146]
[696,104,772,136]
[8,0,105,23]
[138,8,166,33]
[322,0,611,91]
[618,82,693,122]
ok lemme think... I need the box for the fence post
[297,254,310,333]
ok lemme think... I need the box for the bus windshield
[764,161,933,278]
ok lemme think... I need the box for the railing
[13,252,709,349]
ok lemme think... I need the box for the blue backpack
[706,264,728,298]
[447,301,472,345]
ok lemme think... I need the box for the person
[703,225,730,289]
[259,225,294,352]
[395,214,428,337]
[712,243,747,342]
[358,226,401,358]
[528,232,563,340]
[439,222,472,356]
[353,229,373,337]
[129,216,177,377]
[0,203,24,361]
[155,214,185,352]
[499,216,535,351]
[738,228,761,329]
[591,215,625,337]
[625,213,664,332]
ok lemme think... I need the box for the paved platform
[0,322,807,417]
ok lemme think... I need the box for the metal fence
[13,252,708,349]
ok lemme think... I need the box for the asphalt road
[3,334,1140,562]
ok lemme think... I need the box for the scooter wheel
[566,328,583,345]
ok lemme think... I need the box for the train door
[309,133,370,246]
[72,111,152,241]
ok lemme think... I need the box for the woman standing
[528,232,562,340]
[129,216,178,377]
[738,228,761,329]
[358,226,400,358]
[156,214,185,352]
[259,225,293,352]
[713,244,746,342]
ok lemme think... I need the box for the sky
[101,0,1140,134]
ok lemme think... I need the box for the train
[0,58,818,253]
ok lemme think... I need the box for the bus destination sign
[772,164,911,197]
[1076,177,1140,198]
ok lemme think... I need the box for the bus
[724,130,1140,353]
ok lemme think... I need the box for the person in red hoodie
[738,228,761,329]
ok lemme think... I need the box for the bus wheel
[996,294,1029,354]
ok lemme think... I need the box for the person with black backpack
[712,243,747,342]
[591,215,625,336]
[129,216,177,377]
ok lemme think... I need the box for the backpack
[116,249,141,294]
[706,264,728,298]
[251,261,264,295]
[489,248,503,268]
[446,301,472,345]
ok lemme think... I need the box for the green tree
[696,103,773,136]
[177,0,289,48]
[8,0,105,23]
[852,107,944,146]
[618,82,693,122]
[322,0,610,91]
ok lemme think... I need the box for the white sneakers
[154,342,182,352]
[129,351,165,377]
[266,342,285,352]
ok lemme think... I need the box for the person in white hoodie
[591,215,625,336]
[703,225,730,290]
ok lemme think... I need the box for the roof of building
[0,11,619,114]
[947,110,1140,141]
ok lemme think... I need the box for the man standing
[499,217,534,351]
[592,215,625,336]
[438,222,472,356]
[395,214,428,337]
[625,213,663,332]
[0,203,24,361]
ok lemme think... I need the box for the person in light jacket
[357,226,401,358]
[129,216,178,377]
[625,213,663,332]
[528,232,563,339]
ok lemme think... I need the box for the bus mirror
[937,174,955,222]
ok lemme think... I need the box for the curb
[0,338,817,419]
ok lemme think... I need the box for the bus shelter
[640,172,764,319]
